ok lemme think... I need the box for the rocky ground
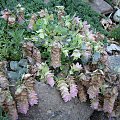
[18,55,120,120]
[19,81,93,120]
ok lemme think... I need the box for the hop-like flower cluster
[90,98,99,110]
[38,62,55,87]
[67,76,78,98]
[23,74,38,106]
[22,42,41,64]
[45,72,55,87]
[28,90,38,106]
[77,82,87,102]
[103,87,118,113]
[15,85,29,114]
[28,14,37,30]
[6,93,18,120]
[87,70,104,110]
[0,62,18,120]
[58,79,71,102]
[87,86,99,99]
[51,42,61,68]
[16,4,25,24]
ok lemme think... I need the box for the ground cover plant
[0,2,119,120]
[0,0,108,34]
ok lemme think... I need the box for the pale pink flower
[70,84,78,98]
[103,99,113,113]
[46,73,55,87]
[84,51,91,60]
[72,62,82,71]
[28,91,38,106]
[8,16,16,25]
[73,17,81,24]
[91,99,99,110]
[62,92,71,102]
[17,102,29,114]
[87,86,99,99]
[38,9,47,18]
[1,10,10,20]
[58,81,71,102]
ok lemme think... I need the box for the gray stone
[107,55,120,73]
[89,0,113,14]
[18,81,93,120]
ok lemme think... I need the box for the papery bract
[46,73,55,87]
[28,90,38,106]
[72,62,82,72]
[70,84,78,98]
[91,99,99,110]
[17,102,29,114]
[87,86,99,99]
[58,80,71,102]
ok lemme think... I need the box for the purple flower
[28,91,38,106]
[87,86,99,99]
[46,73,55,87]
[58,80,71,102]
[70,84,78,98]
[62,93,71,102]
[18,102,29,114]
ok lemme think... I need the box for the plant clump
[0,5,119,120]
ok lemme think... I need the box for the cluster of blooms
[0,6,119,119]
[103,87,118,114]
[15,85,29,114]
[0,42,41,118]
[15,74,39,114]
[51,42,62,69]
[68,76,78,98]
[78,69,119,117]
[57,79,71,102]
[0,42,42,117]
[24,8,119,117]
[57,75,78,102]
[87,70,104,110]
[38,62,55,87]
[1,4,25,25]
[0,62,18,120]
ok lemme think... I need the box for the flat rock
[107,55,120,73]
[18,81,93,120]
[89,0,113,14]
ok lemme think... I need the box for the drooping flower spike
[57,79,71,102]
